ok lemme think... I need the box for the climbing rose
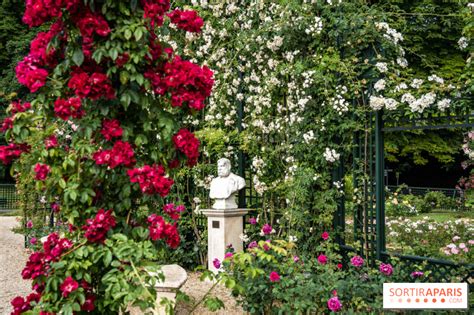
[10,292,40,315]
[248,217,257,225]
[68,71,115,100]
[317,254,328,265]
[142,0,170,27]
[167,9,203,33]
[351,255,364,268]
[45,135,59,149]
[127,164,174,197]
[93,140,136,169]
[76,11,111,38]
[16,56,48,93]
[0,143,29,164]
[224,252,233,259]
[34,163,51,180]
[379,263,393,276]
[247,241,258,249]
[172,128,200,166]
[11,101,31,114]
[81,294,96,311]
[213,258,221,269]
[261,224,273,235]
[60,276,79,298]
[337,263,343,269]
[411,271,424,278]
[321,231,329,240]
[82,209,116,243]
[147,214,180,248]
[54,97,83,120]
[327,296,342,312]
[101,119,123,141]
[1,117,13,132]
[269,271,280,282]
[163,203,185,220]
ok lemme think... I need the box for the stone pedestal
[201,208,249,273]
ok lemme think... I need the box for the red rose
[60,276,79,298]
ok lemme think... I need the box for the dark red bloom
[16,56,48,93]
[172,128,200,166]
[34,163,51,180]
[142,0,170,27]
[93,141,136,169]
[147,214,180,248]
[81,294,96,312]
[101,119,123,141]
[45,135,59,149]
[0,143,29,164]
[51,202,60,213]
[60,276,79,297]
[116,53,130,68]
[127,164,174,196]
[68,70,115,100]
[163,203,185,220]
[82,209,116,243]
[167,9,203,33]
[1,117,13,132]
[54,97,83,120]
[11,101,31,114]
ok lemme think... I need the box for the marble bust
[209,158,246,209]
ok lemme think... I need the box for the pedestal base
[201,208,249,273]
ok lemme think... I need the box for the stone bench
[129,264,187,315]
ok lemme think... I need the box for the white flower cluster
[369,95,398,111]
[436,98,451,111]
[374,79,386,91]
[375,22,404,45]
[324,148,340,163]
[428,74,444,84]
[326,85,349,115]
[401,92,436,113]
[375,62,388,73]
[458,37,468,50]
[302,130,315,144]
[305,17,323,36]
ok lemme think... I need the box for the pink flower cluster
[60,276,78,297]
[76,11,110,57]
[1,101,32,132]
[167,9,204,33]
[54,97,83,120]
[82,209,116,243]
[22,233,73,281]
[163,203,185,220]
[16,20,64,92]
[172,128,200,166]
[16,56,48,93]
[34,163,51,180]
[127,164,174,197]
[145,56,214,111]
[45,135,59,149]
[379,263,393,276]
[93,140,136,169]
[350,255,364,268]
[101,119,123,141]
[147,214,180,248]
[142,0,170,27]
[68,70,115,100]
[10,292,41,315]
[0,143,29,164]
[23,0,80,27]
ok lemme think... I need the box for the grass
[413,210,474,222]
[0,209,21,216]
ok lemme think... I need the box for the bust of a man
[209,158,246,209]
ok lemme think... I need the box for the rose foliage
[3,0,213,313]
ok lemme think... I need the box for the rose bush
[2,0,214,313]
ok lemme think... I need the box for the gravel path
[0,216,242,314]
[0,216,31,315]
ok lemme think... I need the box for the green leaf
[134,28,143,41]
[104,250,112,266]
[72,48,84,66]
[124,29,132,40]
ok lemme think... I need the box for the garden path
[0,216,242,314]
[0,216,31,314]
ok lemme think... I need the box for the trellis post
[375,110,385,260]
